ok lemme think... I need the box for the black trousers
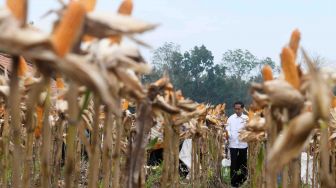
[230,148,248,187]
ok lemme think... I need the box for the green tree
[181,45,215,102]
[142,42,183,84]
[143,43,278,115]
[221,49,258,80]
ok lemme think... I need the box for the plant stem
[88,97,101,188]
[65,82,79,188]
[41,85,52,187]
[9,56,22,188]
[23,77,47,188]
[102,109,113,188]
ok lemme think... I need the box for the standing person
[226,101,248,188]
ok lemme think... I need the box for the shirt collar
[233,113,245,119]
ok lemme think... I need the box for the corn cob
[56,73,65,100]
[82,34,95,42]
[56,73,64,89]
[6,0,27,26]
[118,0,133,15]
[110,35,122,44]
[18,56,28,77]
[34,105,44,138]
[332,96,336,108]
[51,1,86,57]
[289,29,301,58]
[281,47,300,89]
[248,109,254,121]
[79,0,97,12]
[110,0,133,44]
[261,64,273,81]
[121,99,129,110]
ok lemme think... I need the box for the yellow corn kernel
[79,0,97,12]
[289,29,301,58]
[56,73,65,89]
[332,96,336,108]
[261,64,273,81]
[51,1,86,57]
[82,34,95,42]
[18,56,28,77]
[6,0,27,25]
[118,0,133,15]
[248,109,254,121]
[110,35,122,44]
[121,99,129,110]
[281,47,300,89]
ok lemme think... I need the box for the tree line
[142,42,279,114]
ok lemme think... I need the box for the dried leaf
[267,112,315,173]
[0,9,50,53]
[85,12,157,38]
[177,100,199,112]
[23,50,121,116]
[152,96,180,114]
[329,132,336,141]
[0,85,9,98]
[109,0,133,43]
[263,79,304,109]
[114,68,145,99]
[302,49,331,120]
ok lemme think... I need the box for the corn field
[0,0,335,188]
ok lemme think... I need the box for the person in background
[225,101,248,188]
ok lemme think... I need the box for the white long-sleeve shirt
[227,113,248,148]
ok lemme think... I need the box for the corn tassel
[6,0,27,26]
[34,105,44,138]
[289,29,301,58]
[281,47,300,89]
[261,64,273,81]
[110,0,133,44]
[18,56,28,77]
[51,1,86,57]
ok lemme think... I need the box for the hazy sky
[1,0,336,66]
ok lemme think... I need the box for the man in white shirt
[226,101,248,188]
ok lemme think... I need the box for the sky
[1,0,336,66]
